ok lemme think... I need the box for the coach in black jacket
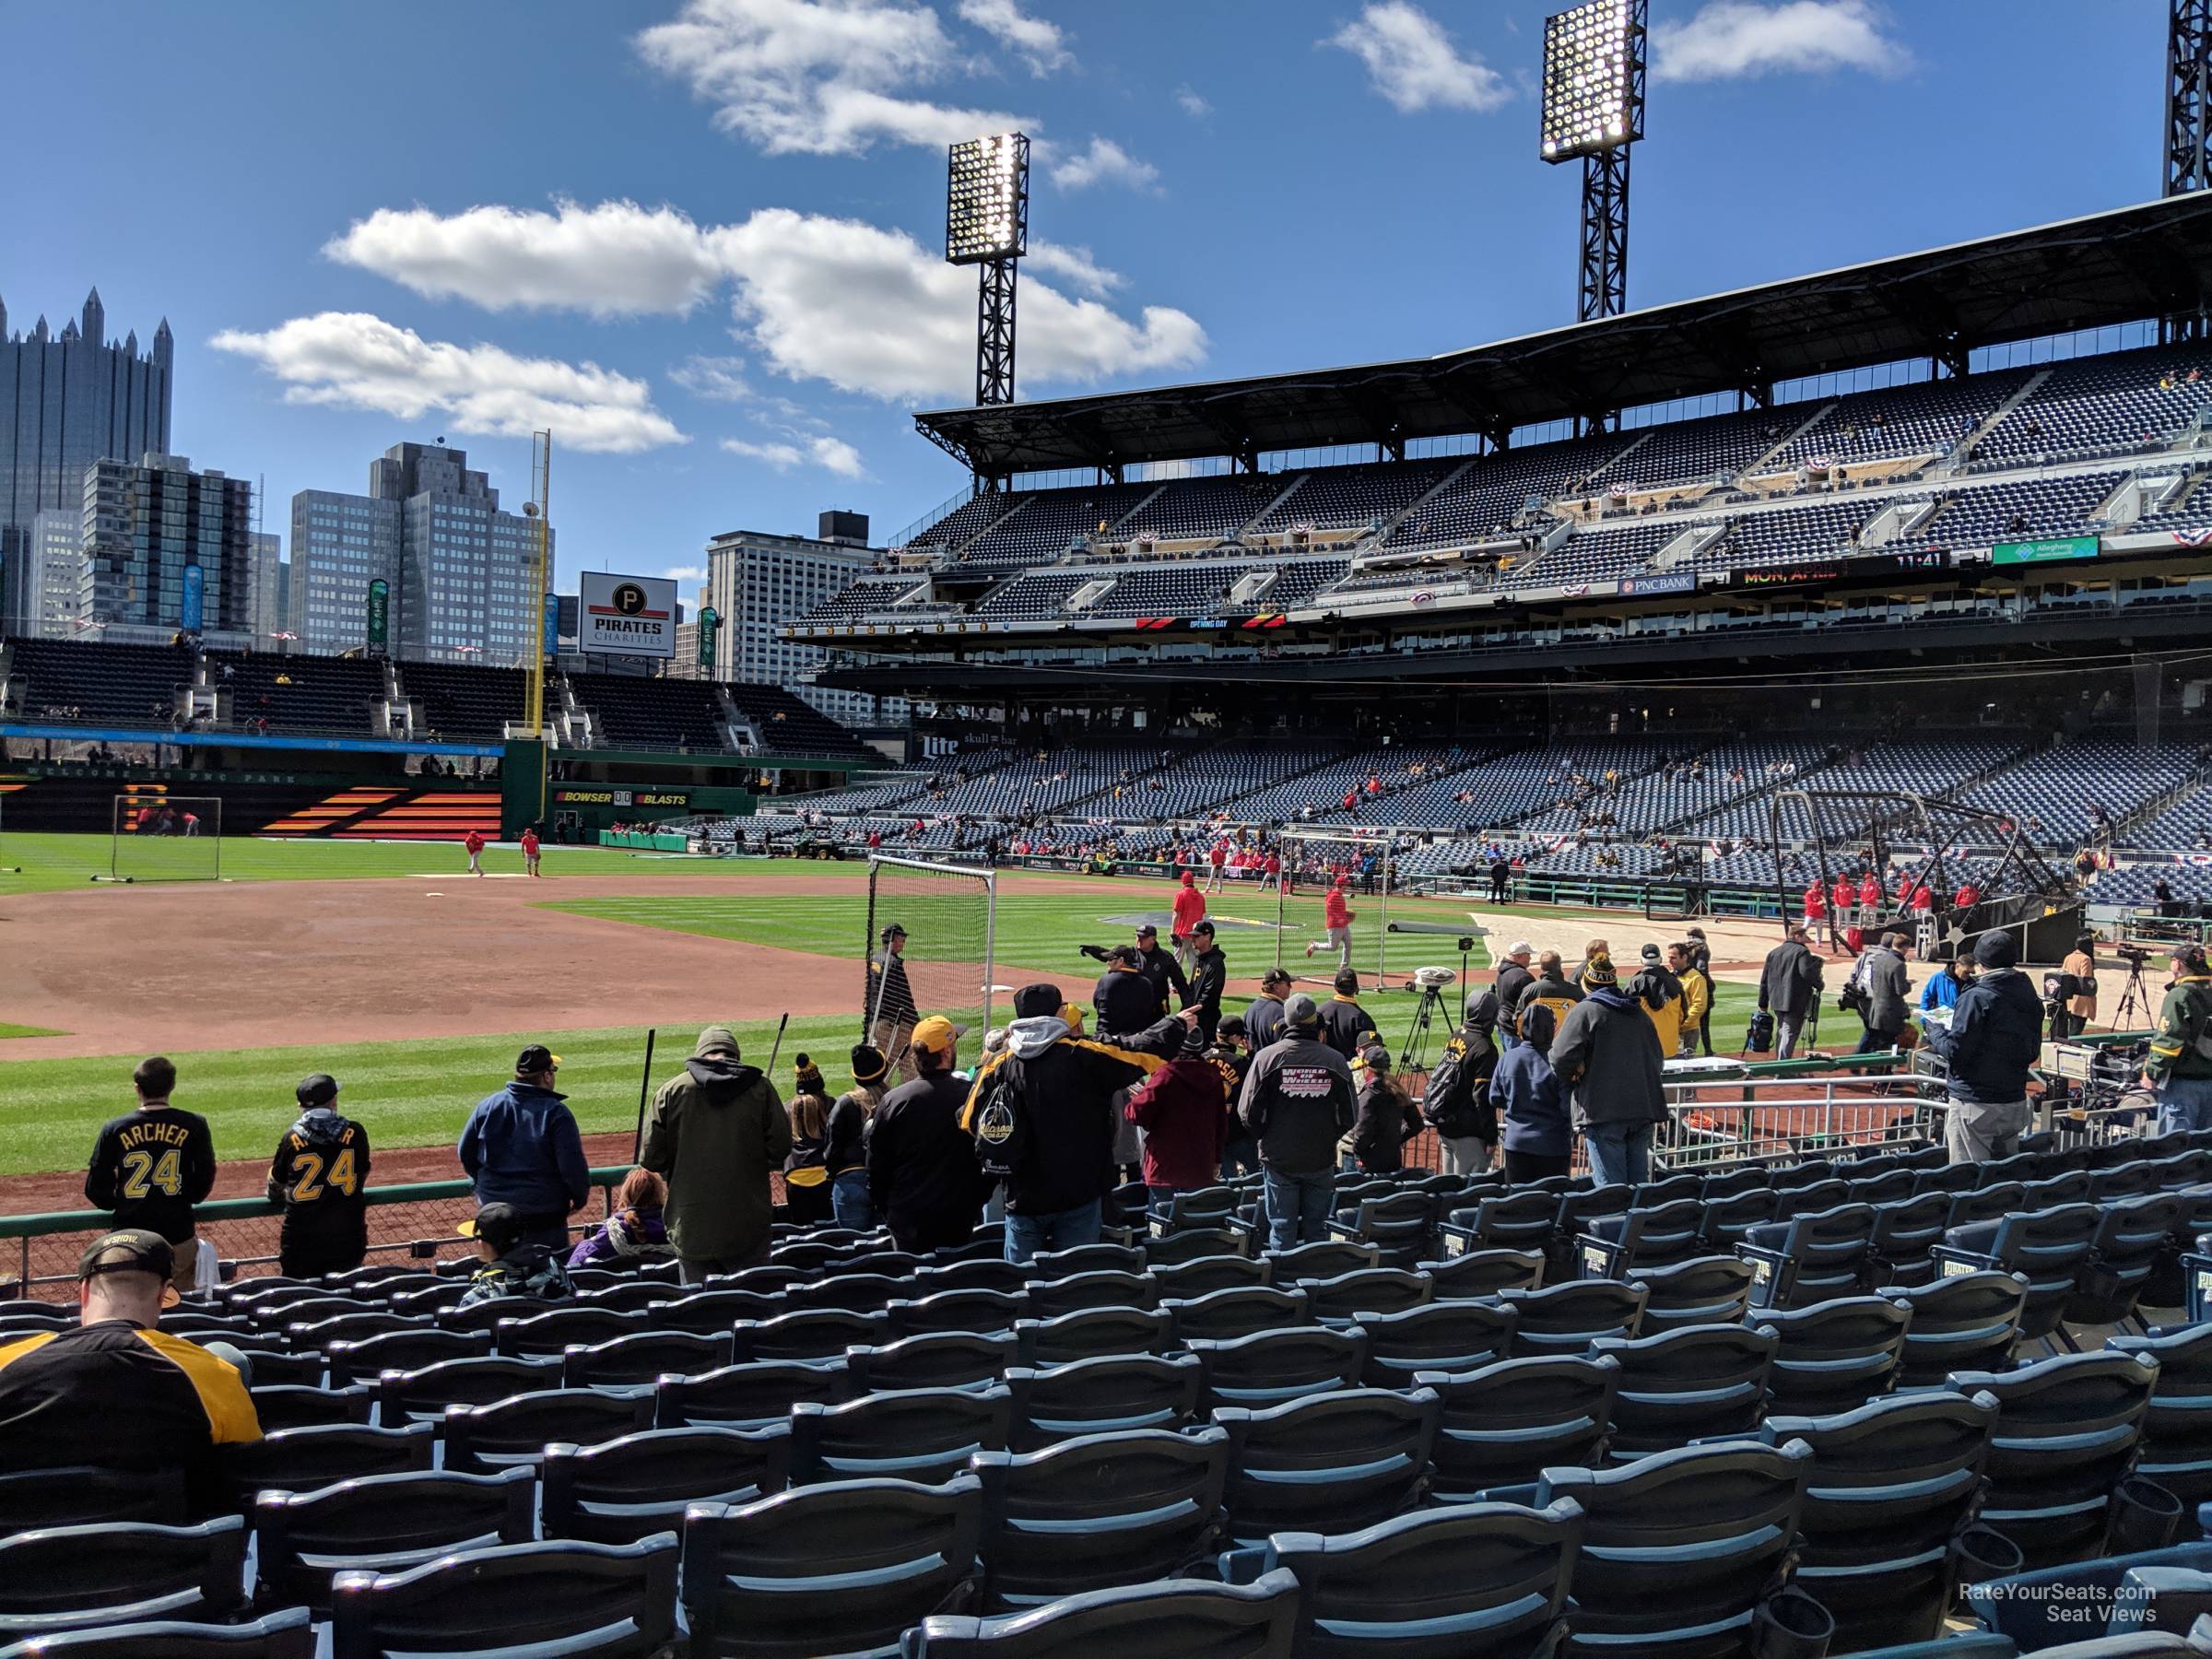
[1135,924,1187,1016]
[1185,922,1228,1042]
[1093,947,1161,1036]
[1758,926,1826,1060]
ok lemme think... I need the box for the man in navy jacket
[1921,933,2043,1165]
[458,1044,590,1252]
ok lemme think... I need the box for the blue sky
[0,0,2172,609]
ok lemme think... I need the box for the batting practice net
[1271,823,1398,987]
[109,794,223,882]
[862,855,998,1072]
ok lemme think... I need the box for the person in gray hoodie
[1237,993,1358,1249]
[641,1025,791,1282]
[1547,956,1666,1186]
[1848,932,1913,1053]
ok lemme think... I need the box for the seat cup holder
[2108,1476,2185,1555]
[1750,1585,1835,1659]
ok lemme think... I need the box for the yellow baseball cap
[910,1016,959,1057]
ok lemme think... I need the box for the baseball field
[0,832,1771,1209]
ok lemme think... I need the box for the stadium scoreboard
[947,134,1029,265]
[1541,0,1644,162]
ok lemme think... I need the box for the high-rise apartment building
[704,512,895,725]
[79,453,254,645]
[246,531,286,647]
[289,442,547,663]
[1,289,172,633]
[26,506,83,639]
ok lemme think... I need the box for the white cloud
[635,0,1031,156]
[1653,0,1910,82]
[717,207,1204,402]
[1025,241,1123,296]
[326,201,726,317]
[1048,135,1159,192]
[208,312,687,453]
[721,433,867,476]
[1326,2,1511,113]
[957,0,1068,75]
[1175,85,1211,117]
[670,354,756,400]
[662,564,707,582]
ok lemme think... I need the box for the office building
[79,453,253,645]
[1,289,172,633]
[703,512,898,725]
[247,531,286,647]
[25,507,82,639]
[288,441,547,663]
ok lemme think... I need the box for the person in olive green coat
[641,1025,791,1283]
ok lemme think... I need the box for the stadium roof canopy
[915,194,2212,478]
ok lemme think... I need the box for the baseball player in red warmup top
[1171,868,1207,973]
[521,827,541,877]
[1306,876,1357,969]
[465,829,487,877]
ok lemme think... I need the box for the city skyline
[0,0,2178,614]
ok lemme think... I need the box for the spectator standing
[85,1056,216,1295]
[867,1017,988,1253]
[566,1170,672,1269]
[1846,932,1912,1054]
[1211,1015,1259,1176]
[824,1045,887,1230]
[1516,951,1584,1034]
[1305,877,1357,969]
[1629,944,1685,1056]
[639,1026,790,1281]
[2144,944,2212,1134]
[964,984,1170,1263]
[1919,956,1971,1017]
[1185,921,1227,1042]
[1244,966,1294,1052]
[1548,956,1667,1186]
[1238,994,1358,1248]
[1171,869,1207,975]
[2060,935,2099,1037]
[1319,969,1373,1061]
[1922,933,2045,1163]
[1669,943,1712,1059]
[458,1046,588,1255]
[1496,1004,1571,1182]
[455,1202,575,1309]
[1420,991,1500,1175]
[1575,937,1613,992]
[1757,927,1826,1060]
[1350,1044,1423,1174]
[1124,1022,1232,1211]
[1134,924,1189,1017]
[0,1230,259,1516]
[265,1073,371,1279]
[1493,943,1536,1046]
[867,924,920,1083]
[782,1072,835,1226]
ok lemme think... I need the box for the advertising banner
[367,577,389,647]
[579,571,677,657]
[1619,571,1697,597]
[181,563,204,633]
[1992,535,2098,567]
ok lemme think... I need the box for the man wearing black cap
[868,924,920,1083]
[1921,931,2044,1164]
[1238,992,1357,1248]
[1134,923,1188,1018]
[266,1073,371,1279]
[84,1055,217,1294]
[964,983,1175,1263]
[454,1202,576,1308]
[1245,966,1294,1053]
[1093,945,1160,1036]
[457,1045,589,1254]
[0,1230,260,1516]
[1185,921,1227,1043]
[1319,969,1373,1062]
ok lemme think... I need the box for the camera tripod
[2113,955,2157,1030]
[1397,981,1452,1074]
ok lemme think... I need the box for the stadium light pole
[1542,0,1647,380]
[2166,0,2212,341]
[947,133,1030,413]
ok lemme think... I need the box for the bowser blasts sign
[579,572,677,658]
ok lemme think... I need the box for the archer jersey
[268,1110,371,1273]
[0,1320,260,1516]
[84,1105,217,1243]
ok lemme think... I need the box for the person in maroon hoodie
[1124,1023,1232,1213]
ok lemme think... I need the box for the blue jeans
[2157,1076,2212,1136]
[1005,1200,1101,1265]
[1262,1167,1335,1251]
[1583,1121,1652,1187]
[830,1170,873,1231]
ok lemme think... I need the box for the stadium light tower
[2166,0,2211,340]
[1541,0,1647,326]
[947,132,1030,406]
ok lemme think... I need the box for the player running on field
[522,826,541,877]
[465,828,486,876]
[1305,874,1356,970]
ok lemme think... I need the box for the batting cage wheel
[101,794,223,883]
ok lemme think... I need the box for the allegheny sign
[366,578,389,648]
[1992,535,2098,566]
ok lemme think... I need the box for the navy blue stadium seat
[1759,1293,1913,1416]
[1003,1352,1205,1448]
[1965,1542,2212,1651]
[1020,1271,1154,1320]
[441,1387,654,1476]
[0,1607,315,1658]
[1012,1304,1172,1366]
[252,1466,534,1615]
[843,1330,1018,1392]
[227,1421,435,1507]
[0,1516,249,1642]
[1884,1270,2030,1387]
[730,1308,890,1364]
[1212,1387,1441,1546]
[1590,1322,1778,1457]
[1418,1247,1546,1300]
[1627,1255,1757,1335]
[1150,1255,1273,1299]
[1187,1325,1367,1411]
[246,1382,373,1430]
[1740,1202,1877,1309]
[374,1354,561,1424]
[653,1359,849,1430]
[1934,1203,2103,1346]
[789,1384,1012,1484]
[1292,1266,1432,1328]
[0,1465,184,1532]
[328,1533,679,1659]
[559,1329,731,1388]
[542,1424,792,1544]
[324,1326,489,1385]
[2112,1323,2212,1535]
[1416,1353,1621,1502]
[900,1568,1300,1658]
[1500,1279,1647,1357]
[1162,1286,1312,1344]
[1352,1299,1515,1386]
[885,1289,1031,1338]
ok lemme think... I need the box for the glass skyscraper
[1,288,172,633]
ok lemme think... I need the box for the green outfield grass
[0,1024,64,1041]
[0,830,840,898]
